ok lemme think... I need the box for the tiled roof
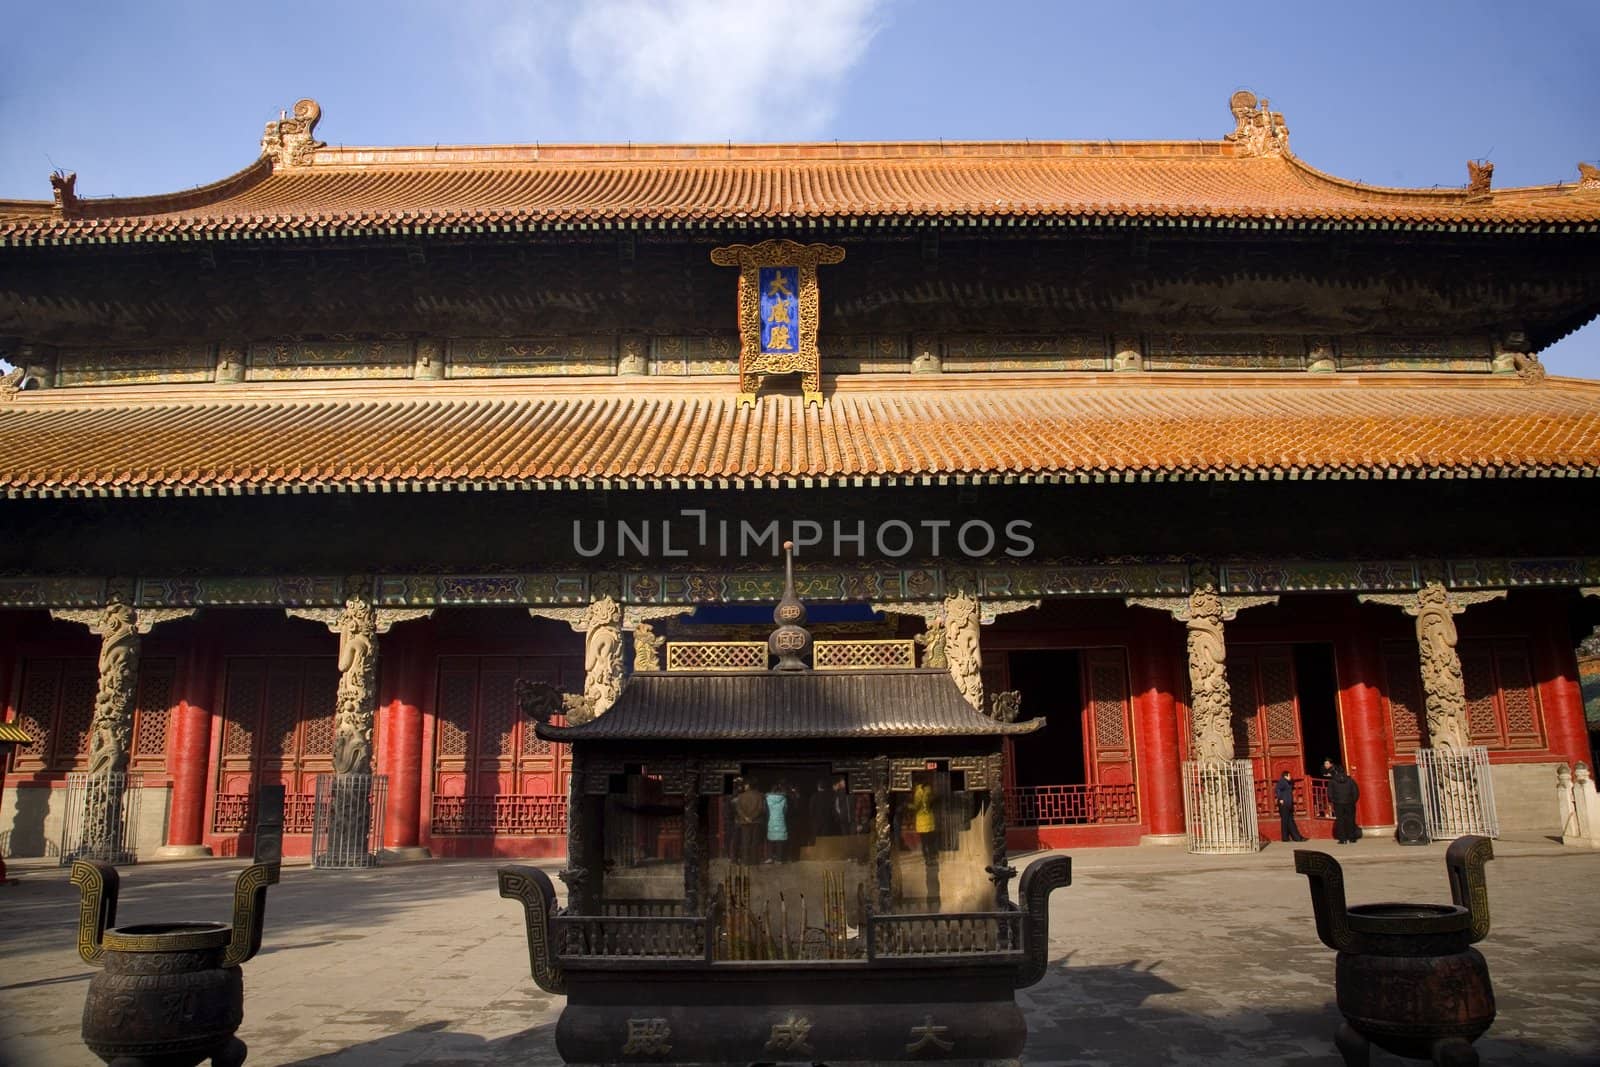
[537,668,1041,741]
[0,721,33,744]
[1,373,1596,496]
[3,138,1597,245]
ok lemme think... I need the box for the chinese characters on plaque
[710,239,845,407]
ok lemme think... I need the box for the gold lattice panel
[665,642,768,672]
[812,639,916,670]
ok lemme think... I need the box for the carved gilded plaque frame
[710,239,845,406]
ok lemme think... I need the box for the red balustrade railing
[430,794,568,836]
[1005,783,1140,827]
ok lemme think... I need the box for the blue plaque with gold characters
[711,239,845,406]
[759,267,800,354]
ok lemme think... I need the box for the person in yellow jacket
[911,782,938,863]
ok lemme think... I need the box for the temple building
[1,92,1597,861]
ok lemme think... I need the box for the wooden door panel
[1082,649,1136,788]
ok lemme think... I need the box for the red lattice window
[11,657,175,773]
[431,655,578,833]
[1381,643,1425,749]
[1381,638,1543,752]
[213,657,338,824]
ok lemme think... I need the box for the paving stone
[2,834,1596,1065]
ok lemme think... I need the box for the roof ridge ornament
[261,99,325,169]
[49,170,78,219]
[1225,90,1289,158]
[769,540,812,671]
[1577,161,1600,190]
[1467,160,1495,200]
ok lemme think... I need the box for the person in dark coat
[1275,771,1307,842]
[1329,764,1361,844]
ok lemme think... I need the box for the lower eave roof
[0,372,1597,498]
[536,668,1041,741]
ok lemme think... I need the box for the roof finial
[1224,90,1289,158]
[1580,162,1600,190]
[769,540,812,671]
[1467,160,1494,199]
[49,170,78,218]
[261,99,324,169]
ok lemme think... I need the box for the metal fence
[310,773,387,869]
[1415,746,1498,839]
[59,771,143,866]
[1182,760,1259,854]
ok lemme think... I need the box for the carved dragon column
[1126,566,1276,844]
[1127,566,1277,767]
[52,585,196,854]
[287,577,432,778]
[1360,579,1506,755]
[529,595,643,722]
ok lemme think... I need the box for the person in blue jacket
[1275,770,1307,842]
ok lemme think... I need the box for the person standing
[1329,764,1361,844]
[764,781,791,862]
[1275,770,1307,842]
[732,779,766,865]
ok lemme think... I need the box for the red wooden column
[1131,613,1185,841]
[1534,603,1592,771]
[1334,605,1394,829]
[377,623,431,858]
[159,629,218,858]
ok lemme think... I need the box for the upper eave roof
[1,372,1596,498]
[4,95,1599,246]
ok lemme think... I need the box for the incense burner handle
[1445,835,1494,944]
[1014,854,1072,989]
[499,864,566,995]
[222,862,281,967]
[69,859,120,967]
[1293,849,1355,952]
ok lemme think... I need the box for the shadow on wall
[2,786,54,858]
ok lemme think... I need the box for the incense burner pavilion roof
[3,95,1598,245]
[536,668,1041,742]
[1,372,1597,497]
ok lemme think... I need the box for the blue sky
[2,0,1597,374]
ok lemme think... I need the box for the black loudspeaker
[253,783,286,865]
[1391,764,1430,846]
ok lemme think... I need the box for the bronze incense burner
[1295,836,1495,1066]
[70,859,279,1067]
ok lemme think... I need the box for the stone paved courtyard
[2,835,1597,1066]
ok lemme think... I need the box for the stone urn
[70,860,279,1067]
[1294,836,1495,1066]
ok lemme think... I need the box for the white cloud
[479,0,885,142]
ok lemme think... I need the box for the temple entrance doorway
[995,648,1140,829]
[1227,642,1342,823]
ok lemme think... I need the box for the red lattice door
[1081,649,1136,789]
[432,655,581,833]
[215,657,338,833]
[1228,646,1307,808]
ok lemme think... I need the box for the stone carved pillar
[52,593,197,783]
[529,596,634,722]
[287,579,433,777]
[1127,567,1277,766]
[944,591,983,710]
[1359,581,1505,755]
[52,589,196,854]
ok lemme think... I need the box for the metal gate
[311,773,387,868]
[1182,760,1259,854]
[59,771,143,865]
[1415,746,1498,839]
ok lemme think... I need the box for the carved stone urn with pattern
[1295,837,1495,1066]
[70,859,279,1067]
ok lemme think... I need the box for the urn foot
[1335,1022,1370,1066]
[213,1037,247,1067]
[1431,1037,1478,1066]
